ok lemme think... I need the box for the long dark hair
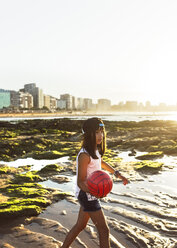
[81,117,106,159]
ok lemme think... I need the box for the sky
[0,0,177,105]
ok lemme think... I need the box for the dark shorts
[78,190,101,212]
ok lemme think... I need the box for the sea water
[1,111,177,122]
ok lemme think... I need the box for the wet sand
[1,159,177,248]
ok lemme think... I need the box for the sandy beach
[1,159,177,248]
[0,118,177,248]
[0,111,108,119]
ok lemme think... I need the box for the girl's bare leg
[89,209,110,248]
[60,206,90,248]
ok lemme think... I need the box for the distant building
[20,91,33,109]
[44,95,51,110]
[11,90,33,109]
[138,102,144,111]
[72,96,89,110]
[158,103,167,111]
[32,87,43,108]
[97,99,111,110]
[0,89,11,109]
[72,96,78,110]
[23,83,44,108]
[57,99,66,110]
[50,96,57,111]
[83,98,93,110]
[24,83,36,92]
[43,95,57,111]
[60,94,72,110]
[77,97,84,110]
[145,101,152,111]
[10,91,20,107]
[125,101,138,111]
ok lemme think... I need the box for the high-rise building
[125,101,138,111]
[0,89,11,109]
[24,83,36,92]
[24,83,44,108]
[97,99,111,110]
[72,96,85,110]
[20,91,33,109]
[72,96,78,110]
[11,90,33,109]
[77,97,84,110]
[57,99,66,110]
[60,94,72,110]
[10,91,20,107]
[83,98,92,110]
[50,96,57,111]
[44,95,51,110]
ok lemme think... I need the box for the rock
[1,243,15,248]
[51,175,71,184]
[134,161,163,174]
[159,140,176,147]
[135,151,164,160]
[61,210,67,215]
[128,149,136,156]
[38,164,64,174]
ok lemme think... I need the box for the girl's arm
[77,153,90,193]
[101,159,129,185]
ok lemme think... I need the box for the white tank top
[75,147,101,200]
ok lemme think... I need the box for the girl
[61,117,128,248]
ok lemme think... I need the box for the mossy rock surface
[0,165,20,174]
[0,167,10,174]
[31,150,67,159]
[13,171,42,183]
[18,165,32,171]
[159,140,176,147]
[159,145,177,155]
[0,197,51,209]
[38,164,64,174]
[103,149,122,165]
[2,183,49,198]
[0,204,41,218]
[134,161,163,173]
[135,151,164,160]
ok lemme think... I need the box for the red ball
[87,170,113,198]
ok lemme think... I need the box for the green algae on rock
[0,197,51,208]
[13,171,42,183]
[0,182,49,218]
[0,164,22,175]
[0,166,11,174]
[0,197,51,218]
[0,204,42,218]
[3,183,49,198]
[38,164,64,174]
[0,179,72,218]
[135,151,164,160]
[103,149,122,166]
[31,150,64,159]
[159,145,177,155]
[134,161,163,173]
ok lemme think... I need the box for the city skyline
[1,84,176,109]
[0,1,177,105]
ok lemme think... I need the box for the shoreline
[0,111,114,119]
[1,111,177,124]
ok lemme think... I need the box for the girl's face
[95,128,104,145]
